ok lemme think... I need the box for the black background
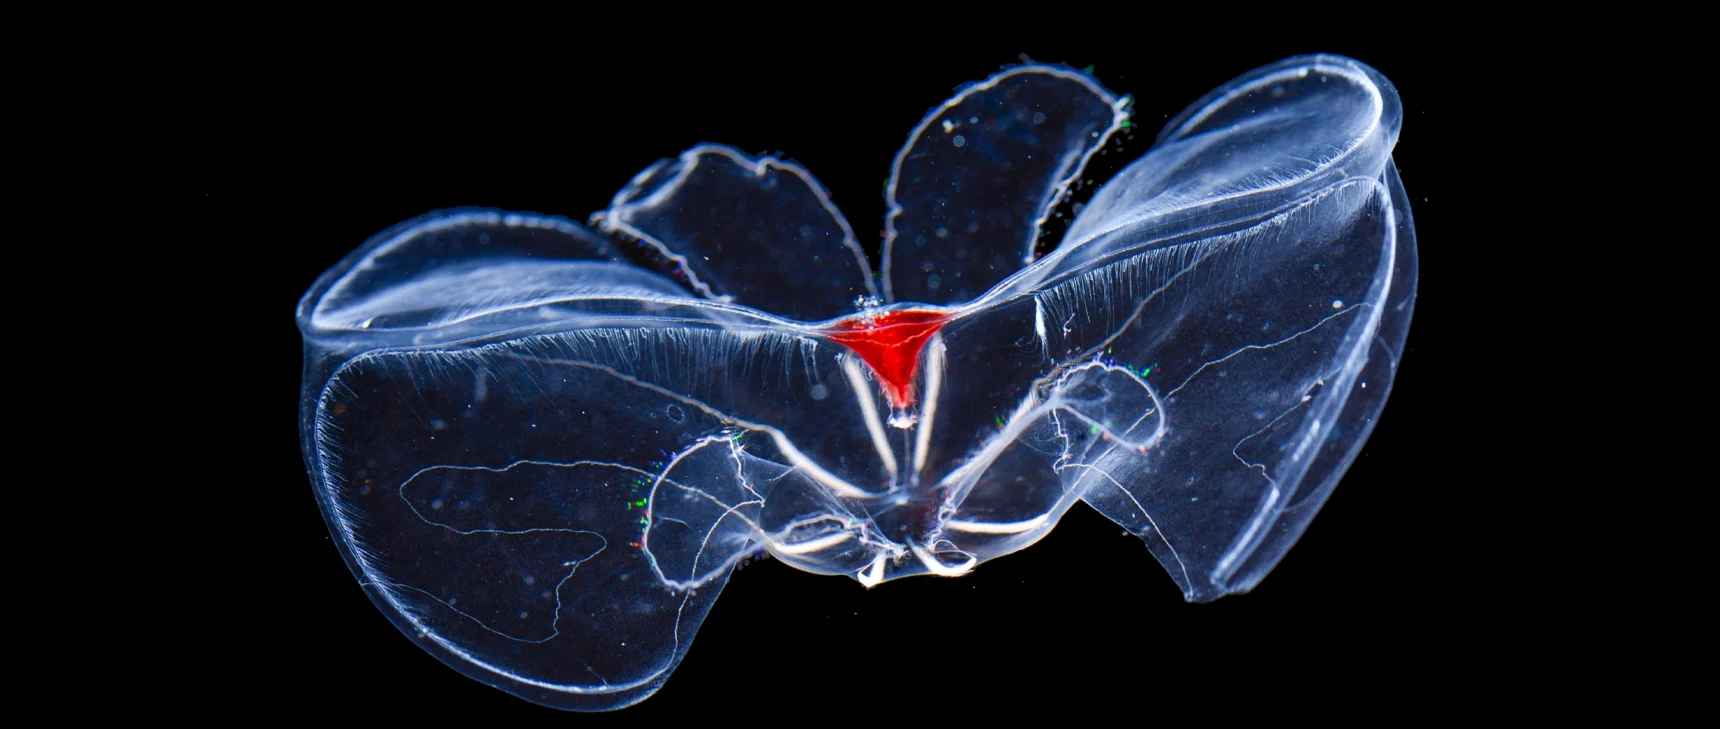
[228,36,1493,719]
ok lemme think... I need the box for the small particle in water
[953,135,966,147]
[810,383,829,401]
[1032,112,1046,124]
[1332,300,1344,309]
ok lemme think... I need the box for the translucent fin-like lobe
[314,348,737,710]
[1060,55,1401,266]
[1069,177,1405,601]
[882,65,1125,305]
[298,209,690,353]
[593,144,879,322]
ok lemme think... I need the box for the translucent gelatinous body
[297,55,1416,711]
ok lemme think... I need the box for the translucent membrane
[298,55,1415,710]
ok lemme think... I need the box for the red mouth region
[823,309,952,408]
